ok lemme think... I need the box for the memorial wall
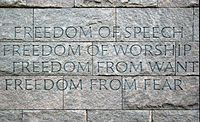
[0,0,199,121]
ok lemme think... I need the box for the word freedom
[4,78,184,91]
[3,43,191,57]
[2,43,198,74]
[14,26,184,39]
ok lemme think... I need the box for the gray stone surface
[158,0,199,7]
[153,110,199,122]
[0,42,92,75]
[176,42,199,75]
[116,0,157,7]
[34,8,115,42]
[64,76,122,109]
[0,76,63,109]
[194,8,199,42]
[27,0,74,7]
[0,5,199,122]
[23,110,86,122]
[0,0,199,7]
[93,42,176,76]
[123,76,199,109]
[88,110,151,122]
[75,0,117,7]
[75,0,157,7]
[0,110,22,122]
[0,0,26,7]
[0,9,33,40]
[117,8,193,42]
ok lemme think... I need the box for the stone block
[153,110,199,122]
[75,0,157,7]
[158,0,199,7]
[0,0,26,7]
[117,8,193,42]
[123,76,199,109]
[0,9,33,40]
[63,76,122,109]
[27,0,74,7]
[0,76,63,109]
[88,110,151,122]
[0,110,22,122]
[23,110,86,122]
[34,8,115,42]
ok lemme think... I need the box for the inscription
[14,26,184,39]
[4,77,184,91]
[0,8,199,110]
[0,43,198,75]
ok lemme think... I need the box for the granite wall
[0,0,199,121]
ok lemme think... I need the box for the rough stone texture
[0,0,199,7]
[194,8,199,42]
[27,0,74,7]
[75,0,117,7]
[88,110,151,122]
[153,110,199,122]
[0,110,22,122]
[176,42,199,75]
[23,110,86,122]
[0,42,92,76]
[0,0,26,7]
[116,0,157,7]
[0,76,63,109]
[75,0,157,7]
[64,76,122,109]
[0,9,33,40]
[117,8,193,42]
[123,76,199,109]
[34,8,115,42]
[158,0,199,7]
[93,42,176,76]
[0,5,199,122]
